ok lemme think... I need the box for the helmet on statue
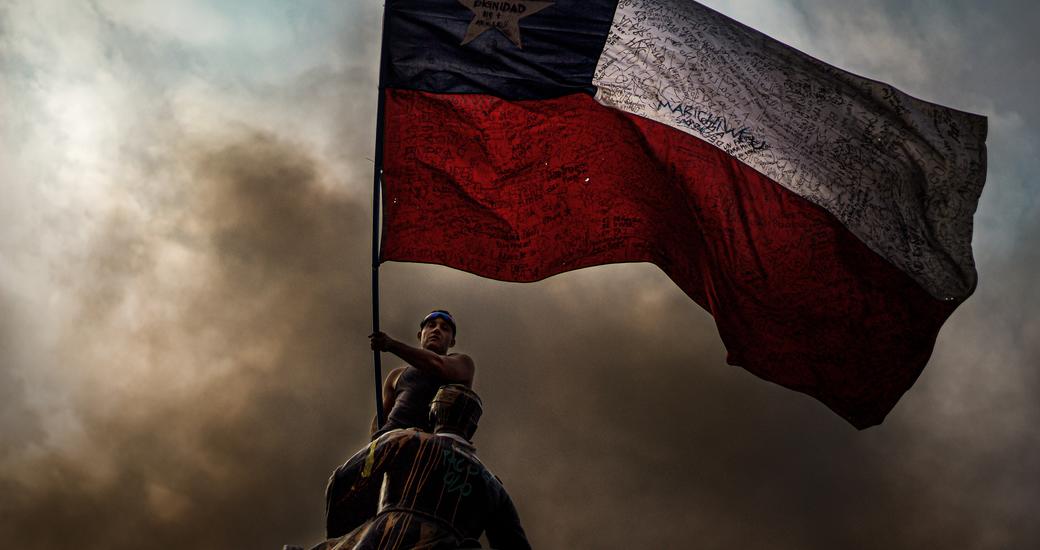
[429,384,483,441]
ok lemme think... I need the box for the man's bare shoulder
[444,353,475,384]
[386,365,407,383]
[446,353,475,366]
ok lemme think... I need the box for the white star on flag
[458,0,554,48]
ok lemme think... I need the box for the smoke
[1,1,1038,549]
[0,131,375,548]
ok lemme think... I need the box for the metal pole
[371,1,391,428]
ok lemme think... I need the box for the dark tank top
[384,366,442,433]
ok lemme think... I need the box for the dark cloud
[1,1,1037,549]
[0,293,44,458]
[0,132,375,548]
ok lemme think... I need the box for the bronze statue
[322,385,530,549]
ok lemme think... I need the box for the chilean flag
[376,0,988,428]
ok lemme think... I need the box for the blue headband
[420,311,457,335]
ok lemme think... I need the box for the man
[369,310,475,437]
[324,385,530,550]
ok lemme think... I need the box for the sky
[1,1,1038,548]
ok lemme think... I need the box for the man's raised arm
[370,332,474,384]
[367,310,474,435]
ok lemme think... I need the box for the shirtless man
[369,310,475,437]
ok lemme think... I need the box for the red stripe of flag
[381,89,956,428]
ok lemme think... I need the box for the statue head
[429,384,483,441]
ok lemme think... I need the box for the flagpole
[371,1,391,428]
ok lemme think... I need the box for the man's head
[418,310,456,355]
[429,384,483,440]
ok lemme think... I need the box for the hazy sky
[1,1,1037,548]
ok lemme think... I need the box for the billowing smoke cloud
[1,1,1038,549]
[1,131,376,548]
